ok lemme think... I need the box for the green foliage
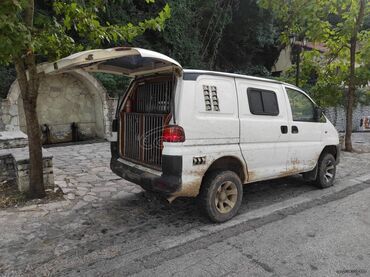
[215,0,279,73]
[98,0,280,71]
[0,1,32,64]
[0,65,16,99]
[0,0,171,63]
[0,0,282,96]
[259,0,370,107]
[93,73,131,98]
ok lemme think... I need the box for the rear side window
[247,88,279,116]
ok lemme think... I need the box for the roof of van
[183,69,284,85]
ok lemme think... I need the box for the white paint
[122,70,338,196]
[235,78,290,180]
[39,47,182,77]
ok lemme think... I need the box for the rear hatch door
[39,47,182,77]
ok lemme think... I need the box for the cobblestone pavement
[1,133,370,276]
[50,142,143,206]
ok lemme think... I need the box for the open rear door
[38,47,182,77]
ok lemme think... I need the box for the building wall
[325,105,370,132]
[271,45,293,73]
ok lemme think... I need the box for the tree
[259,0,370,151]
[100,0,281,73]
[214,0,279,75]
[0,0,170,198]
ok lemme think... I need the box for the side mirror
[314,107,323,122]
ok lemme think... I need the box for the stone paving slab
[1,134,370,276]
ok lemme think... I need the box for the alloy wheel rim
[215,181,238,214]
[324,160,335,183]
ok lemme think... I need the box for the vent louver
[211,86,219,111]
[203,85,220,112]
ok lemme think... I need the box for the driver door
[284,86,324,173]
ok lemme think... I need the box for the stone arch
[68,69,112,139]
[5,69,117,142]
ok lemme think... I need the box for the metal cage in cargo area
[120,78,174,170]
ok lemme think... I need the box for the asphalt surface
[133,186,370,277]
[1,133,370,276]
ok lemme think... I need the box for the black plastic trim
[110,142,182,194]
[183,72,282,84]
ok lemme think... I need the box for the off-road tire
[198,170,243,223]
[315,153,336,188]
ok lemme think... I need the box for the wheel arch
[202,155,247,185]
[303,144,339,181]
[320,145,339,161]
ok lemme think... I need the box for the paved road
[134,186,370,277]
[1,133,370,276]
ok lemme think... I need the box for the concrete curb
[114,174,370,275]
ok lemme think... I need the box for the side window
[286,88,315,122]
[247,88,279,116]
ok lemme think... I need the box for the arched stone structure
[2,70,117,143]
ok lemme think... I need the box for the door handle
[292,126,299,134]
[280,125,288,134]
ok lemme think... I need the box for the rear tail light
[162,125,185,142]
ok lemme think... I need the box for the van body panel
[163,142,246,197]
[283,85,339,174]
[235,78,290,181]
[177,76,239,142]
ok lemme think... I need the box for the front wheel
[199,170,243,223]
[315,153,336,188]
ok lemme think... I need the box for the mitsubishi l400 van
[43,47,340,222]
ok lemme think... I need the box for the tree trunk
[11,0,46,198]
[344,0,365,152]
[14,54,45,199]
[345,40,356,152]
[23,95,45,198]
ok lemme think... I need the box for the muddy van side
[42,47,340,222]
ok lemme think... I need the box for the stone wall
[0,131,28,149]
[0,81,20,132]
[0,70,118,143]
[0,153,16,184]
[18,73,99,143]
[0,146,54,192]
[15,154,54,192]
[325,105,370,132]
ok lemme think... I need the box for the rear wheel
[315,153,336,188]
[199,170,243,223]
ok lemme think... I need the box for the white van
[43,47,340,222]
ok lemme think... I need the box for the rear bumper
[110,142,182,194]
